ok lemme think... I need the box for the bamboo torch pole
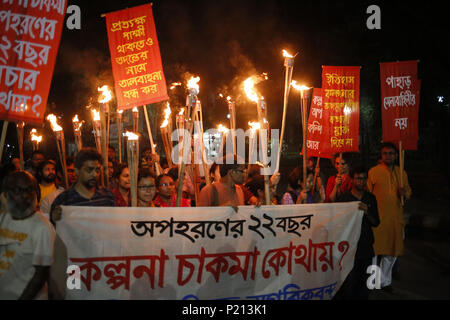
[0,121,8,162]
[16,122,24,170]
[275,49,295,174]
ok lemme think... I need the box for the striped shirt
[50,186,115,222]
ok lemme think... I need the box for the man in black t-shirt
[334,165,380,300]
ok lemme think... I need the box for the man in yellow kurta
[367,142,412,290]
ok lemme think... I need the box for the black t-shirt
[336,191,380,259]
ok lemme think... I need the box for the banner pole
[399,141,404,206]
[311,157,320,196]
[0,121,8,163]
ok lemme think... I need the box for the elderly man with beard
[0,171,56,299]
[50,148,114,225]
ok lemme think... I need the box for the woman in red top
[153,174,190,207]
[112,163,131,207]
[326,153,352,202]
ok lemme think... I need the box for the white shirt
[0,211,56,299]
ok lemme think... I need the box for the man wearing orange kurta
[367,142,412,291]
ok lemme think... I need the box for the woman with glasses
[137,168,156,207]
[325,153,353,202]
[153,174,191,207]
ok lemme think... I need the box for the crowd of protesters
[0,142,411,300]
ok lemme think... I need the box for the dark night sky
[49,1,450,124]
[4,0,450,167]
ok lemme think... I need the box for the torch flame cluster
[187,76,200,93]
[98,85,113,103]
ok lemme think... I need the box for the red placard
[321,66,360,154]
[105,3,169,110]
[380,60,420,150]
[304,88,332,159]
[0,0,67,125]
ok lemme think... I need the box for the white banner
[53,202,362,300]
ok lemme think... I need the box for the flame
[178,108,185,116]
[124,131,139,140]
[92,109,100,121]
[132,107,139,113]
[30,129,42,143]
[217,124,229,133]
[46,114,62,132]
[164,103,171,119]
[218,93,224,98]
[243,77,259,103]
[161,119,168,128]
[187,76,200,94]
[170,82,181,90]
[282,49,294,58]
[98,85,112,103]
[226,96,232,102]
[72,114,83,131]
[290,80,310,92]
[248,121,260,131]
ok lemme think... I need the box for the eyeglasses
[159,182,175,187]
[234,169,246,174]
[138,185,155,190]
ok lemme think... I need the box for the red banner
[321,66,360,154]
[304,88,332,159]
[0,0,67,125]
[105,4,169,111]
[380,60,420,150]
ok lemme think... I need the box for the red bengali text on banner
[380,60,420,150]
[321,66,360,154]
[105,3,168,110]
[0,0,67,125]
[303,88,332,159]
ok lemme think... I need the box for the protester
[49,148,115,224]
[36,160,60,207]
[153,174,190,207]
[64,157,77,186]
[245,175,277,205]
[25,150,45,179]
[326,152,353,202]
[367,142,412,292]
[335,165,380,300]
[37,160,64,220]
[108,160,117,191]
[0,171,56,299]
[137,168,156,207]
[197,155,245,209]
[297,171,325,204]
[0,162,18,215]
[281,166,302,204]
[111,163,131,207]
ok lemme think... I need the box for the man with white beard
[0,171,56,299]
